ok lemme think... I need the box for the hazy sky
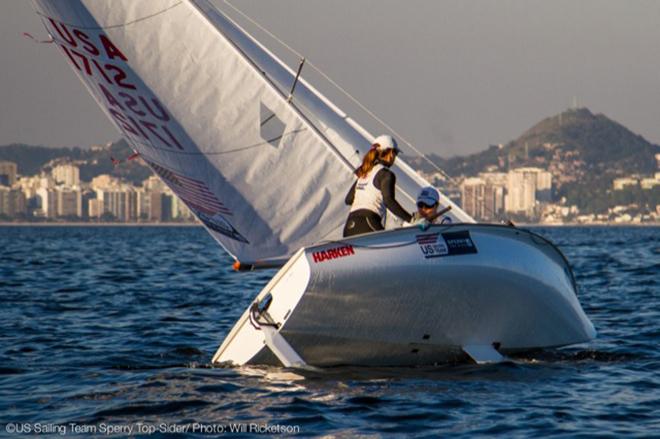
[2,0,659,156]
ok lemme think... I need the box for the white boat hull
[213,224,596,366]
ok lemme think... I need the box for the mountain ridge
[2,107,658,213]
[404,107,659,212]
[406,107,658,176]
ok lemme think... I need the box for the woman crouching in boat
[343,135,412,237]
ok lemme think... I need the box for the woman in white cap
[343,134,412,237]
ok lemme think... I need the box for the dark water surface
[0,226,658,437]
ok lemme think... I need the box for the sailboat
[31,0,595,366]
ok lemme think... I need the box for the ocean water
[0,225,658,437]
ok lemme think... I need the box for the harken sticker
[311,245,355,263]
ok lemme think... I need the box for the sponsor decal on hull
[416,233,448,258]
[442,230,477,255]
[311,245,355,263]
[416,230,477,258]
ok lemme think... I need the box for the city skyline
[2,0,660,156]
[1,157,657,225]
[0,161,196,223]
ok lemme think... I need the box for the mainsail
[32,0,474,263]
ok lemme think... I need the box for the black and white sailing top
[345,164,412,223]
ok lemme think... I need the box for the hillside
[406,108,659,212]
[2,107,658,214]
[0,140,151,185]
[506,108,656,174]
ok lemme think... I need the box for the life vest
[349,164,386,220]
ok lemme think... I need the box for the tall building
[39,175,55,190]
[505,170,537,215]
[0,187,26,217]
[95,186,138,221]
[52,164,80,187]
[36,187,58,217]
[143,175,166,192]
[91,174,119,191]
[535,169,553,202]
[124,189,138,221]
[137,188,162,221]
[147,191,162,221]
[0,161,17,187]
[16,175,41,200]
[461,177,486,220]
[505,167,552,216]
[88,198,103,219]
[138,176,177,221]
[161,186,192,221]
[460,173,507,221]
[56,187,82,217]
[89,175,139,221]
[171,195,194,220]
[136,189,149,220]
[479,172,507,220]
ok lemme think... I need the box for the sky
[1,0,659,156]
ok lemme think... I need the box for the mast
[31,0,473,264]
[190,0,474,224]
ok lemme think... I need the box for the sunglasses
[417,202,438,209]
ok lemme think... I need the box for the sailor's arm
[377,169,412,222]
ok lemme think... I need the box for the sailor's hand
[418,220,430,231]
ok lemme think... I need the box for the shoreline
[1,222,657,227]
[516,222,659,227]
[0,222,202,227]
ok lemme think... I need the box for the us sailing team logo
[416,233,449,258]
[146,160,249,244]
[416,230,477,259]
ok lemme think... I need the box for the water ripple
[0,225,657,437]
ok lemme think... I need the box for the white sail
[190,0,473,225]
[32,0,473,263]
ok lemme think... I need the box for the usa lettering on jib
[43,18,185,152]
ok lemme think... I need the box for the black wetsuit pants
[343,209,384,237]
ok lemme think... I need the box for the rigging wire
[221,0,458,186]
[32,1,184,30]
[220,0,512,222]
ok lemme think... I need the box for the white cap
[417,186,440,206]
[372,134,399,152]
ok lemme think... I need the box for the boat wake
[509,349,642,364]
